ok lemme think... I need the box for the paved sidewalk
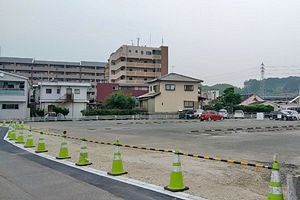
[0,127,182,200]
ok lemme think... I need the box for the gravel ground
[21,128,275,200]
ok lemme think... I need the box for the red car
[199,111,224,121]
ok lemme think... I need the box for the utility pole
[260,62,265,99]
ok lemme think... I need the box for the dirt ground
[17,126,284,200]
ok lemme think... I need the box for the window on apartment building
[74,89,80,94]
[184,101,194,108]
[2,104,19,109]
[144,69,147,72]
[129,60,133,62]
[152,50,161,55]
[144,78,147,81]
[129,68,133,71]
[165,84,175,91]
[129,50,132,53]
[184,85,194,91]
[57,88,61,94]
[153,60,161,64]
[144,61,148,63]
[146,51,152,55]
[141,51,144,55]
[129,77,133,80]
[135,50,138,53]
[46,89,52,94]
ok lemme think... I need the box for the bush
[53,106,69,116]
[105,93,136,109]
[234,104,274,113]
[81,108,147,116]
[34,108,45,117]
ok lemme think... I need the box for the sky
[1,0,300,87]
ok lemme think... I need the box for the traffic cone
[15,131,25,144]
[267,154,284,200]
[56,136,71,159]
[108,139,127,176]
[35,132,48,153]
[76,140,92,166]
[9,128,17,141]
[24,130,35,148]
[7,127,13,139]
[164,150,189,192]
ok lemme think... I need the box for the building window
[144,69,147,72]
[129,68,133,71]
[2,104,19,109]
[141,51,144,55]
[46,89,52,94]
[184,85,194,91]
[144,61,148,63]
[129,77,133,80]
[184,101,194,108]
[152,50,161,55]
[153,85,160,92]
[74,89,80,94]
[57,88,61,94]
[146,51,152,55]
[129,50,131,53]
[135,50,138,53]
[144,78,147,81]
[165,84,175,91]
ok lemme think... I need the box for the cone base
[9,138,17,141]
[35,150,48,153]
[107,171,128,176]
[164,186,189,192]
[15,142,25,144]
[56,156,71,160]
[75,162,92,166]
[24,145,36,148]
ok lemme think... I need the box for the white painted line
[4,133,207,200]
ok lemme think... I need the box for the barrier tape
[32,129,272,170]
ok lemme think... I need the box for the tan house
[138,73,203,113]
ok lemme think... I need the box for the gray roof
[0,56,106,67]
[137,92,161,99]
[147,73,203,83]
[0,57,33,64]
[80,61,106,67]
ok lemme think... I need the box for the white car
[218,109,228,119]
[284,110,300,120]
[234,110,245,119]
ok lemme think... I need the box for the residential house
[138,73,203,113]
[35,82,91,118]
[0,70,30,120]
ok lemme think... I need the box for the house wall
[0,72,29,120]
[147,81,199,113]
[40,102,86,118]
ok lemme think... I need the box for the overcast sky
[1,0,300,87]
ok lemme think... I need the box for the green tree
[105,93,136,109]
[53,106,69,116]
[211,87,241,113]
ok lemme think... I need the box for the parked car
[178,109,196,119]
[276,110,297,121]
[269,111,281,120]
[200,110,223,121]
[193,109,204,118]
[218,109,228,119]
[282,110,299,120]
[233,110,245,119]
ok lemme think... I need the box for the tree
[105,93,136,109]
[211,87,241,113]
[53,106,69,116]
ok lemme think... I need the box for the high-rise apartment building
[105,45,168,85]
[0,57,106,101]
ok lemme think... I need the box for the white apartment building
[0,70,30,120]
[35,82,91,118]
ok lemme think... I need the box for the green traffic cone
[76,140,92,166]
[35,132,48,153]
[164,150,189,192]
[24,131,35,148]
[15,132,25,144]
[267,154,284,200]
[56,136,71,159]
[9,129,17,141]
[108,139,127,176]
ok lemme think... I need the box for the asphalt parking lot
[29,119,300,166]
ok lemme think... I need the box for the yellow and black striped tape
[34,129,272,170]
